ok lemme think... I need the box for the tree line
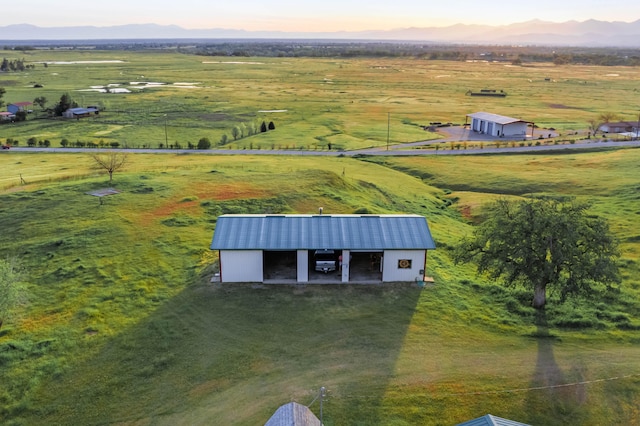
[2,42,640,65]
[188,42,640,65]
[0,58,35,72]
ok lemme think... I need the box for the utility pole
[386,112,390,151]
[320,386,326,425]
[164,114,168,146]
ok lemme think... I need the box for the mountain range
[2,20,640,47]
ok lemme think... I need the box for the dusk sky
[3,0,639,31]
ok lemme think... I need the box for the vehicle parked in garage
[314,249,337,273]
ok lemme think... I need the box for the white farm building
[210,214,436,284]
[466,112,532,138]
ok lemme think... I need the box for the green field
[0,148,639,425]
[2,50,640,151]
[1,51,640,425]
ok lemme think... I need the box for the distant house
[264,402,321,426]
[466,112,532,138]
[210,213,436,284]
[456,414,531,426]
[63,107,99,119]
[7,101,33,114]
[0,112,16,121]
[600,121,639,133]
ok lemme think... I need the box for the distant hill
[2,20,640,46]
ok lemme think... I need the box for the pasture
[0,149,639,425]
[2,49,640,151]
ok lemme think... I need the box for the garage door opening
[263,251,297,281]
[307,249,341,283]
[349,251,383,282]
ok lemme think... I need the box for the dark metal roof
[210,214,436,251]
[67,107,98,115]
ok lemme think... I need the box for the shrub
[197,137,211,150]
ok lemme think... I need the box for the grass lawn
[0,150,639,425]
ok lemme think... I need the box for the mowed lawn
[2,50,640,151]
[0,150,639,425]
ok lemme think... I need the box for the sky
[2,0,639,31]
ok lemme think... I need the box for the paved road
[352,139,640,156]
[4,127,640,157]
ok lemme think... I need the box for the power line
[337,373,640,399]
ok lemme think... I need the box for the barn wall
[502,122,528,137]
[220,250,263,282]
[382,250,426,282]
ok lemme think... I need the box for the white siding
[473,118,527,137]
[382,250,426,282]
[341,249,350,283]
[220,250,263,282]
[297,250,308,282]
[501,122,527,137]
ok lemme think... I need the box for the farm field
[2,49,640,151]
[0,149,639,425]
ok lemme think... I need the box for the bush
[197,137,211,150]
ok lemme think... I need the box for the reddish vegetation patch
[206,182,268,200]
[460,205,472,220]
[148,200,200,219]
[141,182,268,222]
[19,312,68,332]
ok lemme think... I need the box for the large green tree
[33,96,48,110]
[53,93,77,116]
[455,198,620,309]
